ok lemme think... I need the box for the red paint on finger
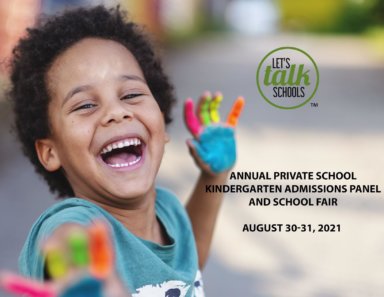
[184,98,201,136]
[0,273,56,297]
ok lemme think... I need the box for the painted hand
[184,91,245,174]
[0,221,130,297]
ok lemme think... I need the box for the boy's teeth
[109,156,142,168]
[101,137,141,155]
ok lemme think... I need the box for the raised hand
[184,91,245,174]
[0,221,130,297]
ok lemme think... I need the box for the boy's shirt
[19,187,205,297]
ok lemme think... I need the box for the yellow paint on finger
[210,93,223,123]
[46,249,68,279]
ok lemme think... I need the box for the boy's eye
[122,93,142,100]
[72,103,97,112]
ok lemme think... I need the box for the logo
[256,47,319,109]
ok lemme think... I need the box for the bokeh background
[1,0,384,296]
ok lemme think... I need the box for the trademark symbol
[311,102,318,107]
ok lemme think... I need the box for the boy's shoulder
[34,198,104,237]
[155,187,182,209]
[155,187,190,227]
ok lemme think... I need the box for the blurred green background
[279,0,384,33]
[1,0,384,77]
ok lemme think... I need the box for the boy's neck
[80,189,168,245]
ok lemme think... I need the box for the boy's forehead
[46,38,145,96]
[48,38,142,76]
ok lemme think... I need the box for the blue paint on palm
[193,126,236,173]
[60,277,103,297]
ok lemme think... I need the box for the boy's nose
[101,101,133,126]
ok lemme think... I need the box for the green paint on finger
[199,95,212,125]
[69,231,89,267]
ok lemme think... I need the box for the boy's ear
[35,139,61,171]
[161,113,170,144]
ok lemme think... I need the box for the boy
[2,5,243,297]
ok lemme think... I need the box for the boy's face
[37,38,169,205]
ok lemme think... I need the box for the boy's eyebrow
[118,74,146,83]
[62,75,145,107]
[63,85,92,107]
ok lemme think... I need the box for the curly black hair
[10,5,176,198]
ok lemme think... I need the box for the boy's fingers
[0,272,56,297]
[184,99,201,137]
[68,230,89,268]
[209,92,223,123]
[45,248,68,280]
[89,221,113,280]
[226,96,245,127]
[197,91,212,126]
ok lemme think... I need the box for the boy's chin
[106,180,155,202]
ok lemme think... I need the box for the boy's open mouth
[100,137,144,168]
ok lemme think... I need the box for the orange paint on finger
[89,221,113,279]
[227,96,245,127]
